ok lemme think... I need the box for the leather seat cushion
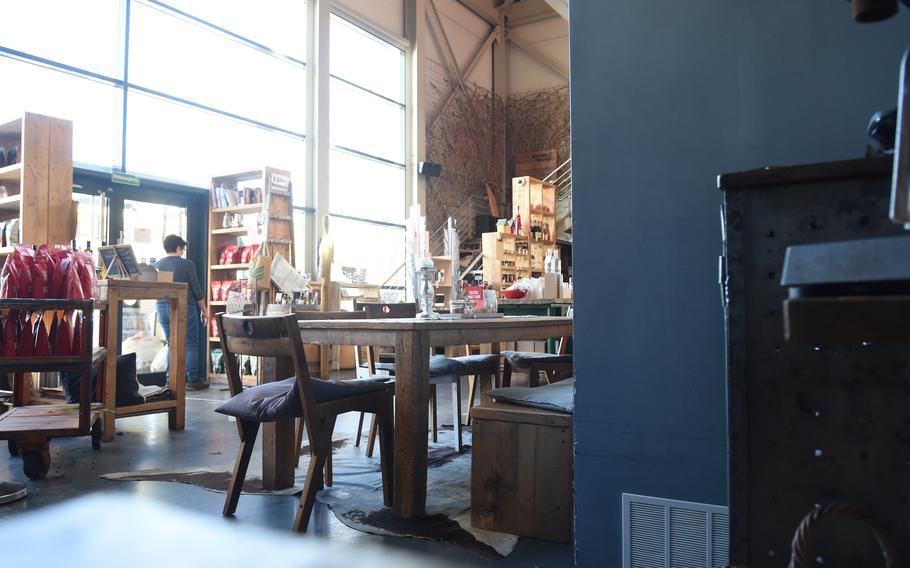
[215,377,389,422]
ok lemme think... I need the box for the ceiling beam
[427,0,467,91]
[454,0,498,26]
[509,12,562,27]
[542,0,569,22]
[428,26,497,130]
[508,30,569,80]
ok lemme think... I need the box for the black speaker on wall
[418,161,442,177]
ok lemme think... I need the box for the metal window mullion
[138,0,306,68]
[125,83,306,139]
[119,0,131,171]
[329,73,405,108]
[330,144,405,169]
[327,213,406,230]
[0,47,123,87]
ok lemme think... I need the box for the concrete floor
[0,375,573,567]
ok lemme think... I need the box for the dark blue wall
[570,2,908,565]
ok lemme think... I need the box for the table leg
[393,331,430,518]
[169,296,186,431]
[261,355,295,490]
[102,297,119,442]
[262,418,296,489]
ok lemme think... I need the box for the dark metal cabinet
[720,158,910,566]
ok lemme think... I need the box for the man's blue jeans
[156,301,201,383]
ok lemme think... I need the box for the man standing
[154,235,208,390]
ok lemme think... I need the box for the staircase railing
[428,195,488,257]
[545,158,572,224]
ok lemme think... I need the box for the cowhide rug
[101,429,517,559]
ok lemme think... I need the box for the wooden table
[97,279,188,442]
[290,315,573,518]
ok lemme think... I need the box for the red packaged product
[18,313,34,357]
[75,252,96,299]
[48,311,59,352]
[210,316,219,338]
[210,280,222,302]
[61,254,85,299]
[0,255,21,298]
[230,246,243,264]
[54,314,72,356]
[219,245,239,265]
[49,249,72,299]
[220,280,232,302]
[33,316,50,356]
[71,313,82,356]
[12,245,34,299]
[240,244,259,264]
[33,245,56,299]
[3,312,17,357]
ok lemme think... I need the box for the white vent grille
[623,494,729,568]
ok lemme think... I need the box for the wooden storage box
[471,401,573,543]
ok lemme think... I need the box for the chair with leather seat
[215,313,394,533]
[501,335,573,388]
[353,301,470,453]
[459,348,501,426]
[292,309,389,482]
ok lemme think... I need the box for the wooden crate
[471,401,573,543]
[514,149,557,179]
[512,176,558,275]
[481,231,530,288]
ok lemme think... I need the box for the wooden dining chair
[291,309,390,482]
[501,335,573,388]
[215,313,394,532]
[353,301,470,453]
[461,345,501,426]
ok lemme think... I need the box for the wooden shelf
[0,163,21,184]
[210,227,250,235]
[211,203,263,214]
[207,166,295,386]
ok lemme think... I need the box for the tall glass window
[1,0,306,187]
[328,15,406,284]
[126,0,306,185]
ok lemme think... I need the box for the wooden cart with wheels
[0,299,107,480]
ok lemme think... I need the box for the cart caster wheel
[7,440,19,457]
[91,421,103,451]
[23,451,50,480]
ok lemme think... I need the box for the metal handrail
[428,195,488,256]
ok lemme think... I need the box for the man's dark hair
[163,234,188,253]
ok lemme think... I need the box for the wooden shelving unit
[482,232,531,287]
[0,112,75,246]
[511,176,558,275]
[206,167,295,387]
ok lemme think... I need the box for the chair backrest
[352,302,416,373]
[216,314,314,413]
[354,301,417,319]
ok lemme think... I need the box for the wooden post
[168,291,186,431]
[102,291,119,442]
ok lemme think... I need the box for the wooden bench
[470,401,573,543]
